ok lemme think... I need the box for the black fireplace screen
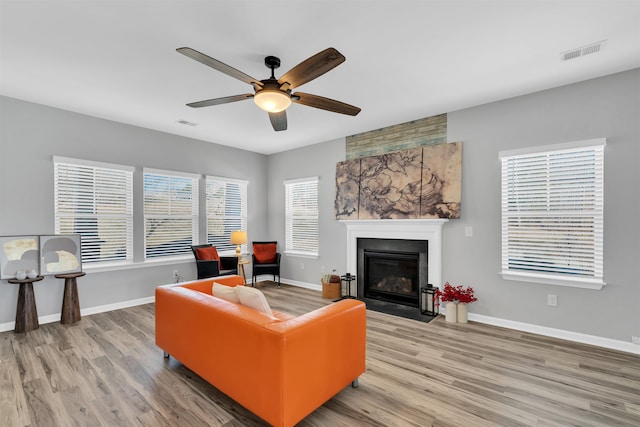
[364,251,420,306]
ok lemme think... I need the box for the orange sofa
[155,275,366,427]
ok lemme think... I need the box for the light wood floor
[1,282,639,426]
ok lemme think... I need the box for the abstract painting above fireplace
[334,142,462,220]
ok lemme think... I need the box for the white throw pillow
[235,286,274,318]
[213,282,240,304]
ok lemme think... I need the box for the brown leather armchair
[251,241,281,287]
[191,244,238,279]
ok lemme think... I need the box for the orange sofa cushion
[196,246,220,262]
[254,243,276,263]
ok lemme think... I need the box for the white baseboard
[467,312,640,355]
[0,296,155,333]
[252,275,321,291]
[279,277,321,291]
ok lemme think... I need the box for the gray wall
[1,68,638,343]
[267,68,640,343]
[267,138,347,285]
[0,96,268,325]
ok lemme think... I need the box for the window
[143,168,199,258]
[499,138,605,289]
[206,176,248,253]
[284,177,319,257]
[54,157,134,265]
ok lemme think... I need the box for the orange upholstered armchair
[191,244,238,279]
[252,241,281,287]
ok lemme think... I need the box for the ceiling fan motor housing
[264,55,281,70]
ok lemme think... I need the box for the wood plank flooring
[1,282,639,426]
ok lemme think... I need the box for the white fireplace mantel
[340,219,448,288]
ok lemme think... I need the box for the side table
[55,272,86,324]
[237,259,250,283]
[7,276,44,333]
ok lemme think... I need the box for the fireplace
[341,219,447,317]
[358,238,428,307]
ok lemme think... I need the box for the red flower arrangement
[434,282,477,307]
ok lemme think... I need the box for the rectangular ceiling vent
[561,40,606,62]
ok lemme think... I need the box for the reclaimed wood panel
[346,113,447,160]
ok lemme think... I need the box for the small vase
[27,269,38,279]
[457,303,468,323]
[445,301,457,322]
[15,270,27,280]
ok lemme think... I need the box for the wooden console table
[55,272,86,324]
[7,276,44,333]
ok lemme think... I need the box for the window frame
[205,176,248,255]
[53,156,134,267]
[143,168,200,259]
[499,138,606,289]
[284,176,320,258]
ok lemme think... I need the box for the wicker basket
[321,281,341,299]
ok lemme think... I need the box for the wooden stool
[7,276,44,333]
[55,272,86,324]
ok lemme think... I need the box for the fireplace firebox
[357,238,428,308]
[364,251,419,306]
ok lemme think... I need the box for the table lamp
[230,230,247,258]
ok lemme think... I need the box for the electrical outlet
[173,270,179,278]
[547,294,558,307]
[465,226,473,237]
[632,336,640,345]
[320,265,325,274]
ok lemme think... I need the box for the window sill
[83,256,193,274]
[500,270,605,290]
[283,251,319,259]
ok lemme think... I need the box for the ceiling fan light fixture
[254,89,291,113]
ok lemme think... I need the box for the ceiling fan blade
[187,94,253,108]
[278,48,345,89]
[269,111,287,131]
[292,92,361,116]
[177,47,263,87]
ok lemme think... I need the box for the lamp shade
[230,230,247,245]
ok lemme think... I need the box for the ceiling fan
[176,47,361,131]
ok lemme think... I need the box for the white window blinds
[54,157,134,264]
[143,169,199,258]
[206,176,248,253]
[500,139,605,287]
[284,177,319,256]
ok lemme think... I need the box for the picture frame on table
[39,234,82,276]
[0,235,40,279]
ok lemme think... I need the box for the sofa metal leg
[163,351,170,359]
[351,378,359,388]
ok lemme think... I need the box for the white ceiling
[1,1,639,155]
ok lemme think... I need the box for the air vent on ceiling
[561,40,606,62]
[177,119,198,127]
